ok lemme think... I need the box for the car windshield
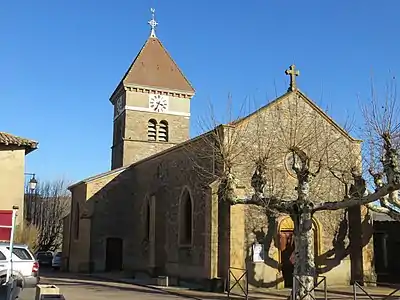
[55,252,62,258]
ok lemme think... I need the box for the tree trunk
[292,210,315,300]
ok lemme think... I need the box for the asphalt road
[19,273,187,300]
[17,273,400,300]
[20,270,198,300]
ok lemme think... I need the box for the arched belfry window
[148,119,157,141]
[179,188,193,246]
[158,120,169,142]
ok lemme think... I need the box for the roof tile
[0,132,38,153]
[120,37,194,93]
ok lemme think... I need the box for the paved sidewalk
[89,272,400,300]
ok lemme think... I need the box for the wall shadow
[245,208,374,289]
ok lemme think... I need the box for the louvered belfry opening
[158,120,169,142]
[148,119,157,141]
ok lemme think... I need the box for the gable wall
[226,92,372,287]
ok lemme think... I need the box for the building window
[158,120,169,142]
[74,203,80,240]
[179,189,193,246]
[148,119,157,141]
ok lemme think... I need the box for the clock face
[116,96,124,114]
[149,94,168,113]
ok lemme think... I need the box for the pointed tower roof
[122,37,194,92]
[111,9,194,99]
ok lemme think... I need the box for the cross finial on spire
[148,8,158,38]
[285,64,300,92]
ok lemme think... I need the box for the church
[62,10,376,290]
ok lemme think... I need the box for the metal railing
[289,275,327,300]
[353,281,400,300]
[226,267,248,299]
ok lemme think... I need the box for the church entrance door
[280,231,295,288]
[278,217,320,289]
[105,237,123,272]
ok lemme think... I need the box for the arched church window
[148,119,157,141]
[179,189,193,246]
[158,120,168,142]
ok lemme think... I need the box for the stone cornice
[124,85,194,99]
[110,84,194,104]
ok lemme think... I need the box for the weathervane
[148,8,158,38]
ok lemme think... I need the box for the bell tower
[110,9,195,170]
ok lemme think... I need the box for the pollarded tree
[195,70,400,300]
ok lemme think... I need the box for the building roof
[372,211,398,222]
[0,132,38,154]
[114,37,195,96]
[68,165,128,190]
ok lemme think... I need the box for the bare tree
[25,179,71,251]
[192,79,400,300]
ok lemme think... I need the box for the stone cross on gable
[285,64,300,92]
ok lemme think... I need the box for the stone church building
[63,12,375,289]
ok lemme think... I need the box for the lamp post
[25,173,37,191]
[24,173,37,224]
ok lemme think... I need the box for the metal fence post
[353,282,357,300]
[292,276,296,300]
[245,270,248,300]
[227,268,230,299]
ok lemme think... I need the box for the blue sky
[1,0,399,183]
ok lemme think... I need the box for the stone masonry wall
[225,92,372,288]
[89,135,217,280]
[120,110,190,167]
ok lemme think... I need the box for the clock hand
[155,102,160,111]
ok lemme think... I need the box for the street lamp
[24,173,37,191]
[24,173,37,224]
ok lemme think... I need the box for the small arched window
[148,119,157,141]
[179,189,193,246]
[159,120,168,142]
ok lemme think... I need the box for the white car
[52,252,62,270]
[0,243,39,288]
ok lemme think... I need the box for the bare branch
[314,181,400,212]
[25,178,71,251]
